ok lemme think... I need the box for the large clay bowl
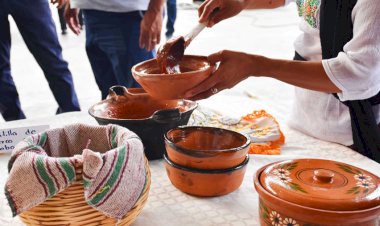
[132,55,214,100]
[164,126,250,170]
[164,154,249,197]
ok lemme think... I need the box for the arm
[246,0,286,9]
[261,57,340,93]
[199,0,286,27]
[184,50,340,100]
[139,0,165,51]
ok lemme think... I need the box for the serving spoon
[156,9,219,74]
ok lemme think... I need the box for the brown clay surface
[89,88,194,119]
[132,55,214,99]
[254,159,380,226]
[164,155,248,197]
[165,127,250,170]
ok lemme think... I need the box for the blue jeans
[166,0,177,38]
[83,10,155,99]
[0,0,80,121]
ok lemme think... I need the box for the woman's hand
[139,10,163,51]
[64,4,81,35]
[51,0,68,8]
[184,50,264,100]
[198,0,248,27]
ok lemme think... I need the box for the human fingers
[207,50,225,65]
[184,68,222,98]
[209,9,229,26]
[199,0,221,24]
[65,9,80,35]
[198,0,212,18]
[189,87,218,100]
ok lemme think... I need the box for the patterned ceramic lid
[259,159,380,211]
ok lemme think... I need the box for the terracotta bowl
[164,126,250,170]
[89,86,197,160]
[131,55,215,99]
[254,159,380,226]
[164,154,249,197]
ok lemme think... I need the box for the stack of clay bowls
[164,126,251,197]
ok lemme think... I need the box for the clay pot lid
[259,159,380,211]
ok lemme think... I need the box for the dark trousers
[83,10,155,99]
[166,0,177,38]
[0,0,80,121]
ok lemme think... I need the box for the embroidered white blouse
[284,0,380,146]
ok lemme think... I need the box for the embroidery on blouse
[297,0,321,29]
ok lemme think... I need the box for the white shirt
[71,0,150,12]
[285,0,380,146]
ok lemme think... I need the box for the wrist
[147,0,164,14]
[247,54,271,76]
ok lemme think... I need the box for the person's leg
[0,5,26,121]
[83,10,118,99]
[84,10,153,92]
[166,0,177,39]
[121,11,155,88]
[79,10,84,27]
[57,4,67,34]
[9,0,80,113]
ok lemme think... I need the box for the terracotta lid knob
[313,169,334,183]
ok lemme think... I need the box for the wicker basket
[19,158,151,226]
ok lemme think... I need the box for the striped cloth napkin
[5,124,147,220]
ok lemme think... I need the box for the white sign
[0,125,50,153]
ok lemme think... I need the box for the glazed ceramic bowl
[254,159,380,226]
[131,55,215,99]
[89,86,197,160]
[164,154,249,197]
[164,126,250,170]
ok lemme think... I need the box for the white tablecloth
[1,78,380,226]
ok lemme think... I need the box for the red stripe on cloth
[96,144,131,208]
[88,151,118,198]
[45,158,60,191]
[82,171,94,180]
[32,155,48,197]
[55,159,68,186]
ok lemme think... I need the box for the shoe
[61,29,67,35]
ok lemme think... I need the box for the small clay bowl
[131,55,214,99]
[164,126,250,170]
[164,154,249,197]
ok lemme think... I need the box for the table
[1,78,380,226]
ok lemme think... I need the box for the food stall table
[1,78,379,226]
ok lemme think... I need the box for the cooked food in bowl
[89,86,197,160]
[132,55,214,99]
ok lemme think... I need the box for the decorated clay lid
[259,159,380,211]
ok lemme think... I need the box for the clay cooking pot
[254,159,380,226]
[89,86,197,160]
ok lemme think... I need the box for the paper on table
[0,125,49,154]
